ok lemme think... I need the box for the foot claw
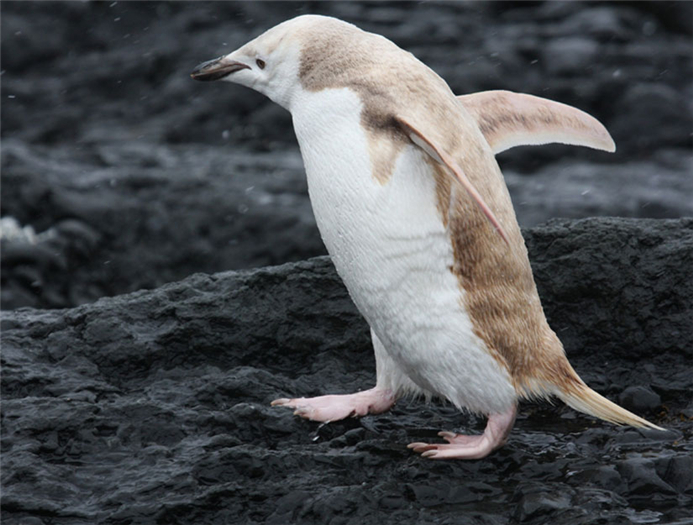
[407,442,437,453]
[271,398,291,407]
[438,431,457,441]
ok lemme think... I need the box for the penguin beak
[190,57,250,81]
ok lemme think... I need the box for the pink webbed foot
[271,387,395,423]
[408,405,517,460]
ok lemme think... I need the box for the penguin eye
[256,58,266,70]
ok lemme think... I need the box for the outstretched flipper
[458,90,616,155]
[394,115,510,245]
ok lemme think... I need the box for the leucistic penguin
[192,15,662,459]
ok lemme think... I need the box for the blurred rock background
[1,1,691,310]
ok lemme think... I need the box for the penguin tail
[551,374,665,431]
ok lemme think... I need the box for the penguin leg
[408,404,517,459]
[271,330,405,422]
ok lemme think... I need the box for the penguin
[191,15,663,459]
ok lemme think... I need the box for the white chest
[290,87,514,413]
[292,88,448,314]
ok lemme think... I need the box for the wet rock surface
[2,218,692,525]
[2,1,692,310]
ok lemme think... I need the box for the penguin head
[191,15,348,110]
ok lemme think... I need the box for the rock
[617,458,679,498]
[657,455,693,495]
[512,482,574,522]
[0,139,326,310]
[554,6,642,42]
[503,153,693,227]
[637,1,693,35]
[618,386,661,414]
[610,83,693,154]
[541,37,599,76]
[525,218,693,365]
[2,218,692,524]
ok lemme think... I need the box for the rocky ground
[1,2,692,524]
[2,218,693,524]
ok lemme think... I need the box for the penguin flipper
[457,90,616,155]
[393,115,510,245]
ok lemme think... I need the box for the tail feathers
[553,382,665,431]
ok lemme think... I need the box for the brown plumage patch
[295,17,580,398]
[443,146,579,396]
[298,18,458,185]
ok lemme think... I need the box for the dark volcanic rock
[619,386,662,415]
[1,140,325,310]
[2,218,692,525]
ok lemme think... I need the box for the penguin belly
[292,87,516,415]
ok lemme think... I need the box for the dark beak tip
[190,70,208,81]
[190,58,250,82]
